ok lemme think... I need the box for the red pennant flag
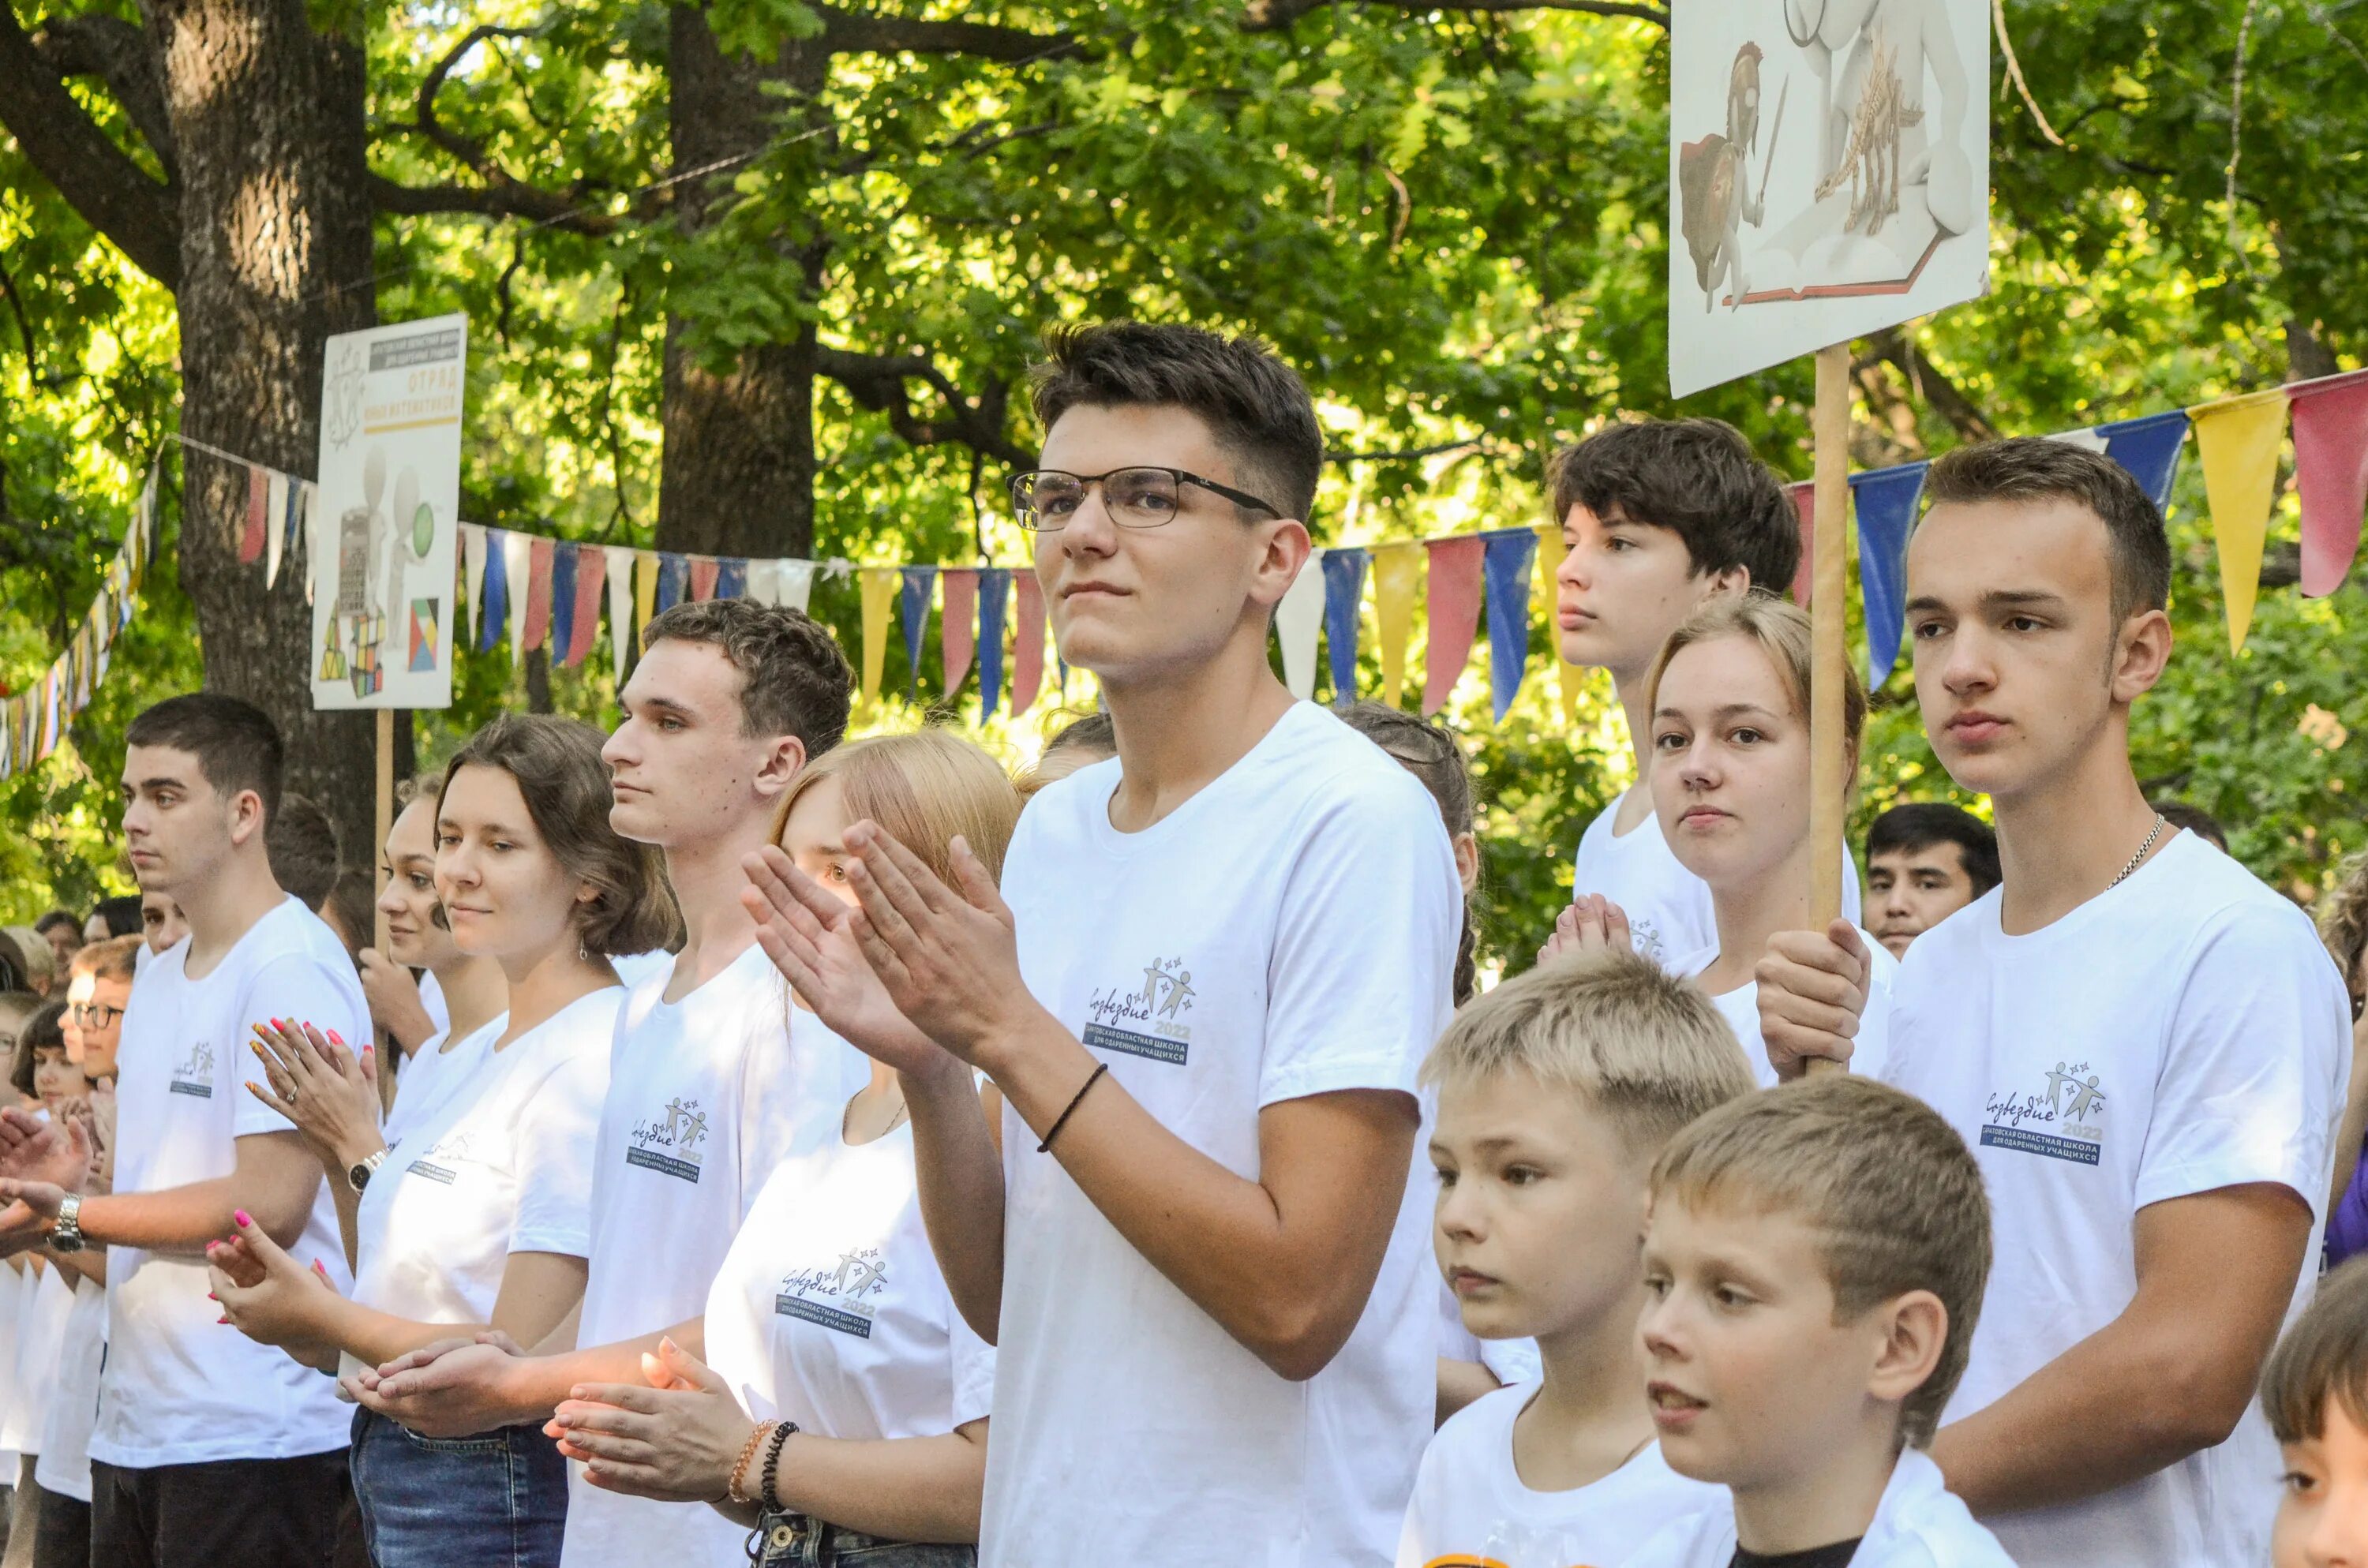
[941,568,978,693]
[523,537,556,653]
[1788,482,1815,606]
[1422,537,1486,716]
[565,546,607,668]
[689,557,720,601]
[2292,369,2368,598]
[239,466,269,564]
[1012,573,1046,717]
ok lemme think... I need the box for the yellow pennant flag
[1372,542,1422,709]
[859,567,898,708]
[1532,522,1582,724]
[633,552,660,652]
[2191,390,2291,653]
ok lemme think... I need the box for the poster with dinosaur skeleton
[1668,0,1989,399]
[309,314,466,709]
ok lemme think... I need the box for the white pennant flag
[776,559,815,614]
[461,523,488,641]
[605,545,635,684]
[1276,547,1325,700]
[744,559,777,607]
[503,530,533,664]
[264,471,290,588]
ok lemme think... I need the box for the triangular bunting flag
[776,561,816,614]
[239,465,268,564]
[478,530,510,653]
[1320,548,1369,703]
[941,568,979,695]
[1532,523,1583,724]
[549,543,579,665]
[462,524,488,642]
[264,470,290,588]
[978,568,1010,714]
[634,552,658,650]
[1372,542,1422,709]
[900,567,937,696]
[523,537,556,654]
[1422,537,1486,717]
[2291,369,2368,597]
[1276,549,1326,700]
[1850,462,1929,687]
[2099,410,2191,514]
[656,553,689,615]
[1786,482,1815,606]
[744,559,777,606]
[567,546,607,670]
[604,547,635,681]
[1012,573,1047,718]
[286,482,311,586]
[715,559,747,601]
[689,557,719,602]
[504,530,534,664]
[1481,529,1538,721]
[2191,391,2291,652]
[860,567,899,708]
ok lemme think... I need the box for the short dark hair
[1548,419,1799,591]
[1029,322,1325,525]
[93,895,144,938]
[124,694,285,822]
[11,998,65,1100]
[1866,803,2000,897]
[2150,799,2227,853]
[642,601,852,760]
[33,911,81,940]
[1042,710,1115,763]
[267,792,343,909]
[441,714,682,959]
[2265,1254,2368,1444]
[1924,438,2172,623]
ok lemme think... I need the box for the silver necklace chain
[2108,814,2168,892]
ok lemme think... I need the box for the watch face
[349,1163,372,1191]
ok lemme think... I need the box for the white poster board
[309,314,466,709]
[1669,0,1990,399]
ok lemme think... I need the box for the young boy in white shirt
[1548,421,1857,964]
[747,322,1460,1567]
[346,600,863,1568]
[1399,949,1749,1567]
[1759,438,2351,1568]
[1628,1075,2012,1568]
[0,694,368,1568]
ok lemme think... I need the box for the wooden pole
[1805,342,1852,1076]
[373,707,395,953]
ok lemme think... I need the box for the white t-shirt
[1436,1282,1542,1388]
[93,896,366,1467]
[35,1275,105,1503]
[1881,831,2347,1568]
[354,990,618,1331]
[983,701,1462,1568]
[1397,1383,1719,1568]
[560,945,864,1568]
[2,1264,74,1454]
[706,1117,995,1444]
[1571,798,1860,968]
[418,968,450,1035]
[382,1024,491,1146]
[1674,926,1898,1088]
[0,1260,17,1476]
[1624,1447,2014,1568]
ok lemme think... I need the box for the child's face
[62,971,128,1080]
[31,1043,92,1110]
[1650,633,1812,892]
[1553,503,1720,679]
[1638,1195,1911,1491]
[1431,1069,1650,1345]
[2276,1403,2368,1567]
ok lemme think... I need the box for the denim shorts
[748,1511,975,1568]
[350,1406,568,1568]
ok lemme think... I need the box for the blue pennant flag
[656,553,689,614]
[1850,462,1929,687]
[900,567,937,695]
[281,481,305,573]
[977,568,1010,714]
[477,531,509,653]
[1320,548,1369,704]
[1480,529,1539,721]
[715,558,747,601]
[549,543,578,666]
[2098,411,2191,514]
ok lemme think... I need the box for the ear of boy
[1864,1289,1949,1416]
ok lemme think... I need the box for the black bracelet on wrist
[759,1418,796,1514]
[1037,1061,1108,1154]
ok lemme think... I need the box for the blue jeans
[749,1512,974,1568]
[350,1407,568,1568]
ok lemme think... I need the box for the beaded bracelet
[759,1419,799,1514]
[728,1420,777,1506]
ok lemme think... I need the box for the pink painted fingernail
[328,1031,344,1046]
[234,1210,252,1227]
[362,1043,374,1055]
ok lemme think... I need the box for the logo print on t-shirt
[405,1128,478,1186]
[626,1095,710,1183]
[774,1246,886,1338]
[1082,956,1195,1066]
[168,1040,216,1099]
[1980,1058,2106,1166]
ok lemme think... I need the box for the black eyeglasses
[1009,467,1284,533]
[69,1001,123,1028]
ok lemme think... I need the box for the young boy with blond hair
[1399,949,1754,1566]
[1628,1075,2012,1568]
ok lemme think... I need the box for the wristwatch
[49,1192,84,1255]
[348,1149,389,1195]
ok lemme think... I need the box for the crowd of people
[0,320,2359,1568]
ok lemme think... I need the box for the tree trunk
[154,0,380,866]
[656,5,826,561]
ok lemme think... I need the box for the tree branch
[815,4,1084,62]
[31,13,175,178]
[1859,327,1997,443]
[0,2,179,288]
[814,347,1032,469]
[373,24,615,234]
[1242,0,1668,33]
